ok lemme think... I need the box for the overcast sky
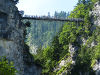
[16,0,78,16]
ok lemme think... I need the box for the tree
[0,56,17,75]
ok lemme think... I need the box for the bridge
[22,16,84,22]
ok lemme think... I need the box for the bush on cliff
[0,56,17,75]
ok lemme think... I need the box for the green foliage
[69,1,100,75]
[59,23,83,45]
[91,0,100,3]
[56,62,71,75]
[33,35,69,74]
[57,0,100,74]
[27,0,100,74]
[94,43,100,59]
[71,27,100,75]
[0,56,17,75]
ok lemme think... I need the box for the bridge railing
[22,15,84,22]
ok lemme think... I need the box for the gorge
[0,0,100,75]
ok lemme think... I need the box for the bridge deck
[22,16,84,22]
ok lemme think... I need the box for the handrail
[22,16,84,22]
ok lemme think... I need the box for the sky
[16,0,78,16]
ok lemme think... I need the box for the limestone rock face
[0,0,41,75]
[90,2,100,75]
[90,1,100,26]
[54,43,78,75]
[93,60,100,75]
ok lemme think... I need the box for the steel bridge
[22,16,84,22]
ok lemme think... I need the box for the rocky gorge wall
[90,2,100,75]
[54,1,100,75]
[0,0,41,75]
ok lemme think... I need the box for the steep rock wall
[0,0,41,75]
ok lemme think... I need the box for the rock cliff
[0,0,41,75]
[91,2,100,75]
[54,1,100,75]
